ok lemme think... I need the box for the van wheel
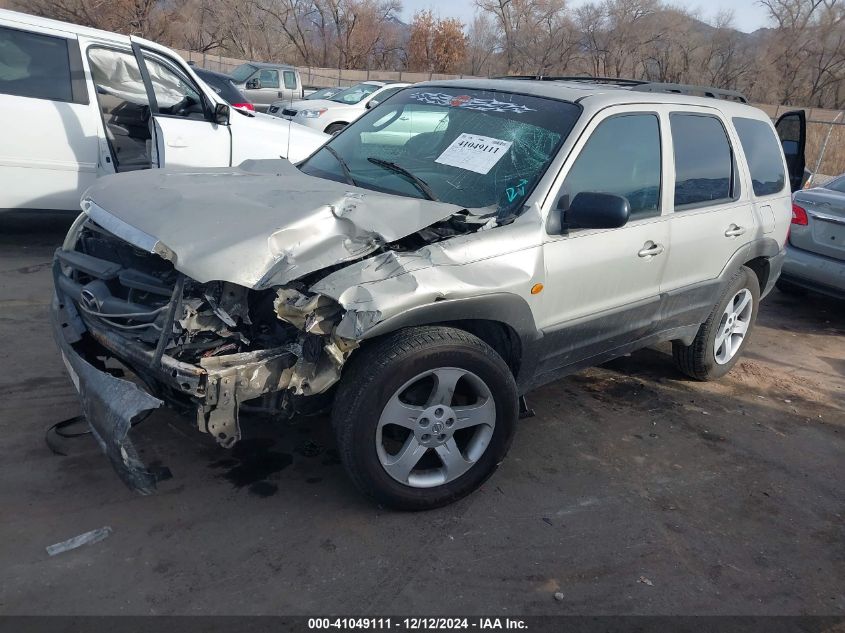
[331,326,518,510]
[325,123,346,135]
[673,266,760,380]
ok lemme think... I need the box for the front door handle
[725,224,746,237]
[638,241,665,258]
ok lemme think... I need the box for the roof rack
[494,75,646,87]
[492,75,748,103]
[632,82,748,103]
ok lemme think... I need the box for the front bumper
[780,244,845,299]
[51,293,165,494]
[52,262,297,493]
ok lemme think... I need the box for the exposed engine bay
[53,205,488,456]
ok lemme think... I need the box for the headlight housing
[299,108,327,118]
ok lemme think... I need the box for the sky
[400,0,772,33]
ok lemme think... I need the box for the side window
[0,26,72,102]
[259,69,279,89]
[283,70,297,90]
[87,47,152,171]
[671,113,736,209]
[732,117,786,196]
[560,113,661,221]
[143,54,206,120]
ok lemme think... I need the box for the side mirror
[246,78,261,90]
[548,191,630,234]
[213,103,230,125]
[366,99,380,110]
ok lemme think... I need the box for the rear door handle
[725,224,746,237]
[638,242,664,258]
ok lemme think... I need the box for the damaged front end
[52,217,358,493]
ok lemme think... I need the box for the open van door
[775,110,807,191]
[131,42,230,169]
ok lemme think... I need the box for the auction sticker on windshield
[435,133,512,175]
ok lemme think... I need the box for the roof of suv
[417,77,764,119]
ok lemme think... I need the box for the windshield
[299,86,581,218]
[229,63,257,83]
[330,82,380,104]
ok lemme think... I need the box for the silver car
[779,175,845,299]
[50,78,806,509]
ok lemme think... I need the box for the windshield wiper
[323,145,358,187]
[367,157,439,201]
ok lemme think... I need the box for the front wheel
[673,266,760,380]
[332,326,518,510]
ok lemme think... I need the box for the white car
[268,81,409,135]
[0,9,328,212]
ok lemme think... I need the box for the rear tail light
[791,203,808,225]
[233,102,255,112]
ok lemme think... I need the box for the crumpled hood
[81,159,464,289]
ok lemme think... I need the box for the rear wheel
[673,266,760,380]
[332,326,518,510]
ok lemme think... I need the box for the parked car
[0,9,328,212]
[227,62,303,112]
[304,86,342,100]
[192,66,255,112]
[268,80,410,135]
[778,172,845,299]
[51,78,805,509]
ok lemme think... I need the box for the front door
[244,68,281,109]
[538,109,669,373]
[135,46,230,168]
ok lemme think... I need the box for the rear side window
[671,113,735,209]
[259,69,279,89]
[561,113,662,220]
[732,117,787,196]
[0,26,72,102]
[283,70,297,90]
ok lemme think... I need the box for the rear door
[659,108,755,328]
[775,110,807,192]
[0,23,97,210]
[134,45,231,168]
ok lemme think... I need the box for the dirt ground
[0,211,843,616]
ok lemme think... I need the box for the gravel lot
[1,211,843,615]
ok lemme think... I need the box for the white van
[0,9,328,212]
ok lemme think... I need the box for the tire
[324,123,346,135]
[776,278,808,296]
[331,326,518,510]
[673,266,760,381]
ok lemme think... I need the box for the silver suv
[51,78,805,509]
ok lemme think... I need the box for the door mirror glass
[213,102,230,125]
[246,78,261,90]
[554,192,631,232]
